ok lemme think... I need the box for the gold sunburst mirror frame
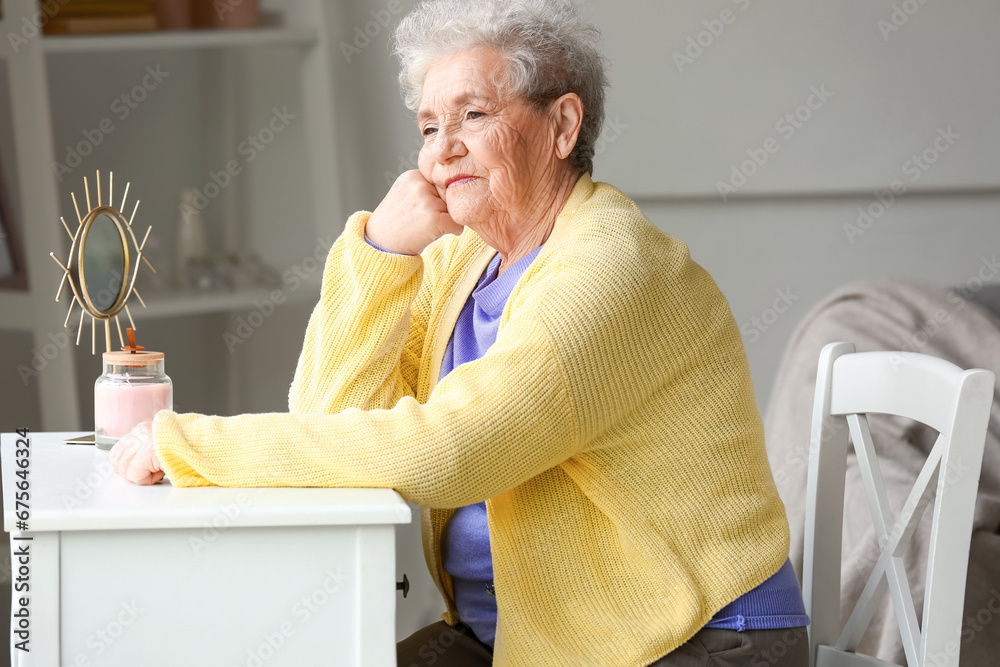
[49,170,156,354]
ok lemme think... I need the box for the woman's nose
[431,125,466,163]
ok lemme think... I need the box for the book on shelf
[42,0,158,35]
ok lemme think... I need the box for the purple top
[437,247,544,647]
[364,234,808,648]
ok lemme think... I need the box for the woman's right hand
[365,170,465,255]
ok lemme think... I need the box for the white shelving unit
[0,0,341,430]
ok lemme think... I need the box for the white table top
[1,432,411,532]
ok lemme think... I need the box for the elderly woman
[111,1,809,664]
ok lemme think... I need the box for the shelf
[0,280,321,329]
[42,27,318,54]
[130,281,320,320]
[0,283,320,330]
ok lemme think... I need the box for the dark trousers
[397,620,809,666]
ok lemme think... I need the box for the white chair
[802,342,994,667]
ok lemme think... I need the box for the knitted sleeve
[153,214,580,507]
[287,211,431,415]
[153,293,578,507]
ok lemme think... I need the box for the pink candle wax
[95,382,173,439]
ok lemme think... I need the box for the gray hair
[392,0,609,175]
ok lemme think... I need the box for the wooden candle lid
[102,350,164,365]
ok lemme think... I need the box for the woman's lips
[446,175,477,188]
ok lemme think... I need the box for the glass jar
[94,350,173,451]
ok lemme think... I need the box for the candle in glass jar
[95,382,172,438]
[95,349,172,451]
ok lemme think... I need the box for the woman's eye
[422,126,437,136]
[467,111,484,121]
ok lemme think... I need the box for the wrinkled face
[417,47,557,229]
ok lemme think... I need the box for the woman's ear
[550,93,584,161]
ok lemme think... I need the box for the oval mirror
[81,212,127,313]
[52,172,157,354]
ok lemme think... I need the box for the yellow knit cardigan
[154,173,790,666]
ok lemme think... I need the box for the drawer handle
[396,574,409,598]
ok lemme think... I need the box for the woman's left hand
[109,420,165,485]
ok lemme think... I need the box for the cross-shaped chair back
[802,342,994,667]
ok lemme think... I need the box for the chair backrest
[802,342,994,667]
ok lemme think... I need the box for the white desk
[1,432,411,667]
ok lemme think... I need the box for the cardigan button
[485,583,496,596]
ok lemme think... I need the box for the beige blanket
[763,278,1000,666]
